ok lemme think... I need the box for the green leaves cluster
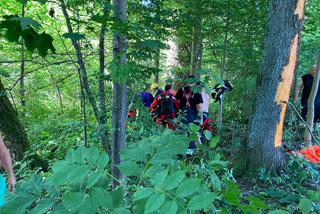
[0,15,55,57]
[0,146,128,214]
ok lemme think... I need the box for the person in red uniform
[150,84,179,130]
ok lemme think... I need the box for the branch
[282,101,319,146]
[9,60,73,91]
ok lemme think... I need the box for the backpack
[159,94,174,115]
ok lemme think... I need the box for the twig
[282,101,319,145]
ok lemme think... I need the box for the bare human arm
[0,134,16,192]
[294,79,303,103]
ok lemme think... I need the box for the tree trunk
[60,0,111,153]
[247,0,305,172]
[20,1,25,113]
[111,0,127,189]
[190,0,202,75]
[304,54,320,145]
[98,4,110,153]
[0,80,28,160]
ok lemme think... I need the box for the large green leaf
[298,197,313,214]
[29,198,56,214]
[66,165,90,186]
[11,17,41,31]
[85,147,100,166]
[159,200,178,214]
[209,136,220,148]
[96,153,110,169]
[163,171,185,191]
[246,196,268,209]
[223,190,241,207]
[144,192,166,214]
[0,196,34,214]
[176,178,201,198]
[36,32,56,57]
[210,172,221,191]
[241,205,258,214]
[151,169,168,187]
[133,188,154,201]
[86,170,103,188]
[117,161,140,176]
[91,187,113,209]
[187,192,217,210]
[62,192,86,213]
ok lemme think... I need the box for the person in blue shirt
[0,134,16,207]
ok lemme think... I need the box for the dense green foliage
[0,0,319,213]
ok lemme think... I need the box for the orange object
[297,145,320,164]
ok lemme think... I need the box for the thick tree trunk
[247,0,305,172]
[111,0,127,189]
[0,80,28,160]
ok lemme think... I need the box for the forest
[0,0,319,213]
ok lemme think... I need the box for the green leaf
[110,208,131,214]
[85,147,99,166]
[151,169,168,187]
[63,33,85,41]
[189,123,199,134]
[226,180,241,195]
[62,192,85,213]
[209,136,220,148]
[246,196,268,209]
[133,188,154,201]
[223,190,241,207]
[66,165,90,186]
[117,161,140,176]
[163,171,185,191]
[187,192,217,210]
[11,17,41,31]
[96,152,109,169]
[37,33,56,57]
[144,192,166,214]
[0,196,34,214]
[111,188,123,208]
[86,170,103,188]
[176,178,201,198]
[91,188,113,209]
[268,210,290,214]
[241,205,258,214]
[210,172,221,191]
[159,200,178,214]
[203,130,212,140]
[298,197,313,214]
[29,198,55,214]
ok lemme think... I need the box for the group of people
[132,76,233,155]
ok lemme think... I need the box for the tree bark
[304,55,320,145]
[111,0,127,189]
[247,0,305,172]
[0,80,28,160]
[98,4,110,152]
